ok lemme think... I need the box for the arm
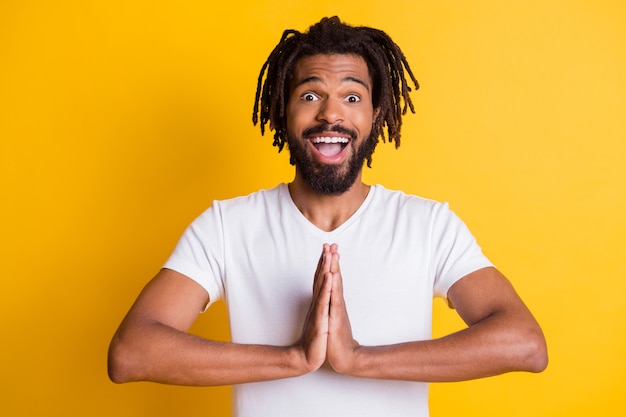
[107,263,332,386]
[326,260,548,382]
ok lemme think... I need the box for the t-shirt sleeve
[431,202,494,302]
[162,203,226,307]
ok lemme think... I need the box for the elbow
[107,336,140,384]
[528,342,549,373]
[519,328,548,373]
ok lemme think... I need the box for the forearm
[108,320,304,386]
[342,310,547,382]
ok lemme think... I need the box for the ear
[370,107,383,141]
[373,107,381,121]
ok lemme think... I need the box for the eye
[346,94,361,103]
[302,92,319,102]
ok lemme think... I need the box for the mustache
[302,124,357,141]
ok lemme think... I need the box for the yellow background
[1,0,625,415]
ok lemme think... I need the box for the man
[108,16,547,416]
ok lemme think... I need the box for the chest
[222,214,435,345]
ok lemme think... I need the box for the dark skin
[107,53,547,386]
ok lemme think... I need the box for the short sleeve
[163,203,226,307]
[431,202,493,301]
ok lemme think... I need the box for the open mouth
[311,136,350,157]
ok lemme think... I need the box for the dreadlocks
[252,16,419,167]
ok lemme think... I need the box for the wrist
[329,342,363,375]
[285,344,317,376]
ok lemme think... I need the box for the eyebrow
[293,76,371,92]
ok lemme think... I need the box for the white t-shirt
[164,184,493,417]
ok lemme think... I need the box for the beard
[286,125,377,195]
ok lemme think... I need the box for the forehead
[291,54,371,87]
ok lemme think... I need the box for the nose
[316,98,344,125]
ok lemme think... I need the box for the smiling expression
[286,54,378,194]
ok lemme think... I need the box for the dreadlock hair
[252,16,419,167]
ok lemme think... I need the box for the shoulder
[214,184,284,208]
[187,184,291,235]
[370,184,449,215]
[195,184,286,218]
[368,186,474,238]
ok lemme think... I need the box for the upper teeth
[312,137,349,144]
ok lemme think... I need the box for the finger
[329,254,346,314]
[305,268,332,328]
[330,251,341,275]
[320,245,333,275]
[312,245,331,297]
[308,273,332,342]
[330,273,344,311]
[313,244,329,278]
[320,272,333,313]
[299,276,331,371]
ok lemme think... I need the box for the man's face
[285,54,378,195]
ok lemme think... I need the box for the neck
[288,172,370,232]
